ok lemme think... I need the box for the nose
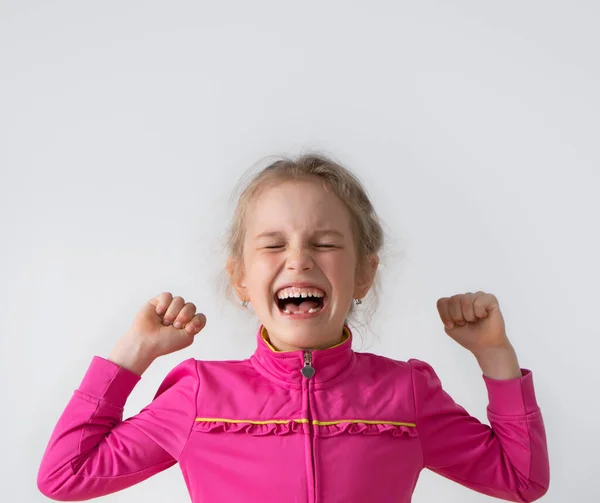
[285,247,313,271]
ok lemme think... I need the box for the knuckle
[166,298,183,312]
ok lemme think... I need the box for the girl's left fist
[436,291,510,355]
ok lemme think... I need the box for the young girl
[37,152,550,502]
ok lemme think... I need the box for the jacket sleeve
[409,358,549,502]
[37,355,199,501]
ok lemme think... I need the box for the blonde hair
[219,149,386,328]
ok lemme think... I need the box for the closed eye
[262,244,338,250]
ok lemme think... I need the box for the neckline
[250,324,355,387]
[259,325,351,352]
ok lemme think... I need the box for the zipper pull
[301,350,315,379]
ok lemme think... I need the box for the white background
[1,1,599,501]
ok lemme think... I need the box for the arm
[410,358,550,502]
[37,356,199,501]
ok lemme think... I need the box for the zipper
[302,350,315,379]
[302,350,316,502]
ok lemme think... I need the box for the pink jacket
[37,325,550,502]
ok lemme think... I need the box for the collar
[250,324,355,387]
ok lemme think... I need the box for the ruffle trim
[316,422,418,438]
[193,420,304,436]
[192,420,418,438]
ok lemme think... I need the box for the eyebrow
[254,230,345,240]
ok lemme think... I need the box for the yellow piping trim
[312,419,416,427]
[261,325,351,353]
[195,418,416,427]
[195,418,291,424]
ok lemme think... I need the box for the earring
[241,300,249,307]
[354,298,362,305]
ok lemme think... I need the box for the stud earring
[241,300,249,307]
[354,298,362,305]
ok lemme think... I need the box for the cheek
[246,254,279,286]
[318,255,355,286]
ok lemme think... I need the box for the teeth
[276,286,325,299]
[281,305,322,315]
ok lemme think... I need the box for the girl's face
[231,178,377,351]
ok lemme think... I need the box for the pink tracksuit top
[37,325,550,502]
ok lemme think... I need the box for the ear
[353,254,379,299]
[226,257,248,302]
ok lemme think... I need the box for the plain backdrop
[1,1,599,501]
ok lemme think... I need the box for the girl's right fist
[124,292,206,362]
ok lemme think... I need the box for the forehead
[246,179,352,235]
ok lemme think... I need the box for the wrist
[108,336,155,376]
[474,344,522,380]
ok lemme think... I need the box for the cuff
[77,355,142,408]
[482,368,539,415]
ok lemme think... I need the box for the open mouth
[275,287,326,315]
